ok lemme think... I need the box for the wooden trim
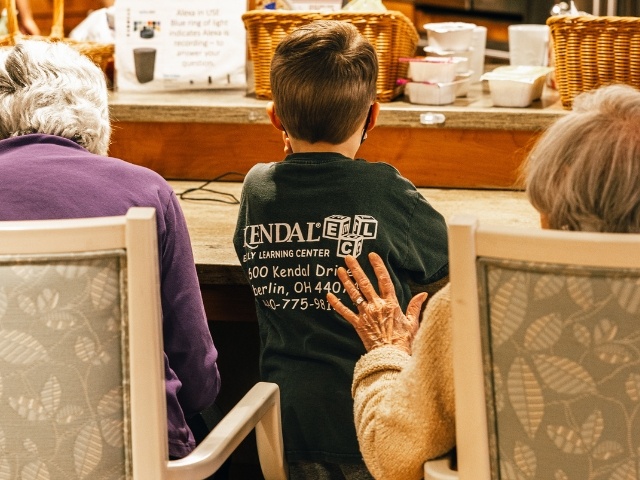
[109,121,539,189]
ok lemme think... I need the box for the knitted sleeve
[351,284,456,480]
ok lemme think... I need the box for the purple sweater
[0,134,220,458]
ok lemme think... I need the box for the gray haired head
[0,40,110,155]
[525,84,640,233]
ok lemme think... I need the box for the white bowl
[423,48,472,72]
[404,77,470,105]
[481,66,553,107]
[424,22,476,52]
[405,57,465,83]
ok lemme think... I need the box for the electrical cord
[177,172,245,205]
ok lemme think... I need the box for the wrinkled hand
[327,252,426,355]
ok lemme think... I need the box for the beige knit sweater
[351,284,456,480]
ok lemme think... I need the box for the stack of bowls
[424,22,476,53]
[422,22,478,90]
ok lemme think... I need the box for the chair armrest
[166,382,288,480]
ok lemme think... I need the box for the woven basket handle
[5,0,64,41]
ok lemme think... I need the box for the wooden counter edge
[108,89,567,131]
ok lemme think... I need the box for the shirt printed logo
[243,215,378,259]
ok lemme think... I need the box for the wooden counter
[109,83,563,130]
[109,86,566,190]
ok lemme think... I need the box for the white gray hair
[525,84,640,233]
[0,40,110,155]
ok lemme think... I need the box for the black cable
[177,172,245,205]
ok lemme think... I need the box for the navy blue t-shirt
[234,152,448,464]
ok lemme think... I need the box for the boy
[233,20,449,479]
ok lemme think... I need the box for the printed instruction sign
[114,0,246,92]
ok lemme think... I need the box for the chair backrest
[449,214,640,480]
[0,207,167,479]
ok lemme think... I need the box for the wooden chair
[426,214,640,480]
[0,207,287,479]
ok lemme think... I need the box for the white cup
[469,26,487,83]
[508,24,550,66]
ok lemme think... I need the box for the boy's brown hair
[270,20,378,145]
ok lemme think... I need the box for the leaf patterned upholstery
[0,251,131,480]
[478,258,640,480]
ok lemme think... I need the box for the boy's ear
[366,102,381,132]
[266,102,285,131]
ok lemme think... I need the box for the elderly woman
[0,40,220,460]
[327,83,640,480]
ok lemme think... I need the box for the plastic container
[424,22,476,52]
[402,57,467,83]
[481,66,553,107]
[404,76,470,105]
[469,26,487,83]
[454,72,472,97]
[424,47,473,70]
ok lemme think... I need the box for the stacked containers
[402,22,478,105]
[401,57,471,105]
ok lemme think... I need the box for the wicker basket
[242,10,419,102]
[548,15,640,109]
[0,0,114,74]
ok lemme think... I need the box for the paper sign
[114,0,246,92]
